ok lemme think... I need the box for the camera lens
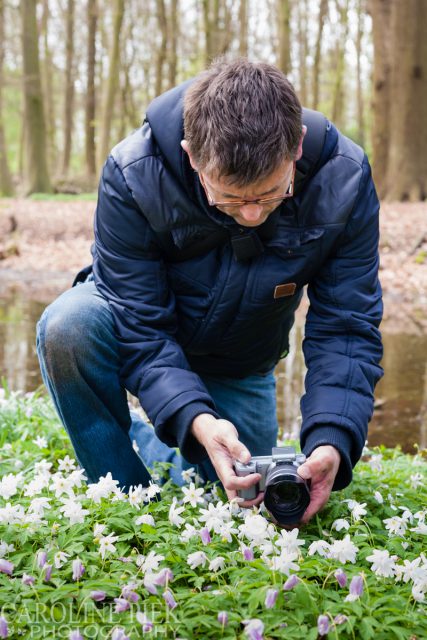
[263,464,310,525]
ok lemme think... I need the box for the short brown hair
[183,58,302,186]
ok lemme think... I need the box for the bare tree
[355,0,365,145]
[277,0,291,75]
[167,0,179,88]
[0,0,14,195]
[21,0,51,194]
[85,0,97,178]
[98,0,125,169]
[155,0,168,96]
[312,0,328,110]
[40,0,57,173]
[331,0,349,129]
[296,0,309,105]
[238,0,248,57]
[62,0,75,174]
[203,0,233,65]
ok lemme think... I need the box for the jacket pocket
[251,227,325,305]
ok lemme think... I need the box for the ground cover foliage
[0,388,426,639]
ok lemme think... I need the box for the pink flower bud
[283,575,299,591]
[114,598,130,613]
[22,574,35,586]
[242,546,254,561]
[71,559,85,581]
[0,616,8,639]
[36,550,47,568]
[200,527,211,545]
[317,615,329,636]
[0,559,13,576]
[90,590,106,602]
[43,564,53,581]
[217,611,228,627]
[349,575,364,598]
[162,590,177,609]
[334,568,347,588]
[264,588,278,609]
[121,585,139,603]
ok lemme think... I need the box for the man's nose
[239,202,264,221]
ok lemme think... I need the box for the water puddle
[1,292,426,452]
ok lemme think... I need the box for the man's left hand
[296,445,341,524]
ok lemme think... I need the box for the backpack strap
[294,108,329,194]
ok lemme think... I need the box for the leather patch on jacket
[274,283,297,299]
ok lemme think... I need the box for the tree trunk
[62,0,75,175]
[386,0,427,201]
[277,0,291,75]
[98,0,124,170]
[297,0,308,105]
[203,0,232,65]
[355,0,365,146]
[21,0,51,194]
[312,0,328,110]
[0,0,14,196]
[167,0,179,88]
[238,0,248,57]
[40,0,56,174]
[370,0,391,198]
[155,0,167,96]
[331,0,349,129]
[85,0,97,178]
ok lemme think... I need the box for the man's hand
[297,445,341,524]
[191,414,263,507]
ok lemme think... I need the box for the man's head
[181,58,305,226]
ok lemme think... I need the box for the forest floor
[0,198,426,334]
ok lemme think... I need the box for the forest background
[0,0,426,203]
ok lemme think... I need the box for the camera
[234,446,310,525]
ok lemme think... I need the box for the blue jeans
[36,281,278,491]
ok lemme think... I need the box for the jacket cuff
[301,426,354,491]
[161,402,220,464]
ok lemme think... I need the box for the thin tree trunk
[0,0,14,196]
[356,0,365,145]
[21,0,51,194]
[370,0,391,198]
[238,0,248,57]
[203,0,232,65]
[167,0,179,88]
[331,0,349,129]
[386,0,427,200]
[62,0,75,174]
[312,0,328,110]
[297,0,308,104]
[278,0,291,75]
[155,0,167,96]
[85,0,97,178]
[40,0,56,174]
[98,0,124,169]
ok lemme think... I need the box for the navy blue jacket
[91,81,383,490]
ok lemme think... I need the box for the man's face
[198,160,296,227]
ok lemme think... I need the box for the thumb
[222,432,251,464]
[297,462,312,481]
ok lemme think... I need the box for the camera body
[234,446,310,525]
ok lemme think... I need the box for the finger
[237,491,264,509]
[300,488,332,524]
[218,430,251,464]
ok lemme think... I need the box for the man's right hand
[191,413,263,507]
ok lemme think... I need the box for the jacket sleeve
[92,155,217,462]
[300,156,383,490]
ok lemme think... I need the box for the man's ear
[180,140,198,171]
[295,125,307,162]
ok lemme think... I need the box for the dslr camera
[234,446,310,525]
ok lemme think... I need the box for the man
[37,59,383,523]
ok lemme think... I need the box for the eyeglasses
[199,162,296,209]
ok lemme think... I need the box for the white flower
[412,583,426,602]
[374,491,384,504]
[368,454,382,471]
[169,498,185,527]
[332,519,350,532]
[329,535,358,564]
[410,473,423,489]
[0,502,25,524]
[308,540,331,558]
[54,551,70,568]
[93,524,107,538]
[209,556,225,572]
[135,514,155,527]
[182,482,205,507]
[411,522,427,534]
[28,497,51,516]
[145,482,161,500]
[128,485,146,508]
[366,549,398,577]
[24,474,50,497]
[67,469,87,489]
[86,473,120,503]
[180,523,198,542]
[199,501,231,532]
[0,473,23,499]
[50,473,75,498]
[383,516,407,537]
[0,541,15,557]
[181,467,196,483]
[136,551,164,574]
[238,513,270,544]
[395,557,426,584]
[268,551,300,576]
[59,498,90,525]
[33,436,48,449]
[276,528,305,555]
[57,456,77,473]
[33,460,52,477]
[344,500,367,521]
[187,551,208,570]
[98,534,119,559]
[217,520,239,543]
